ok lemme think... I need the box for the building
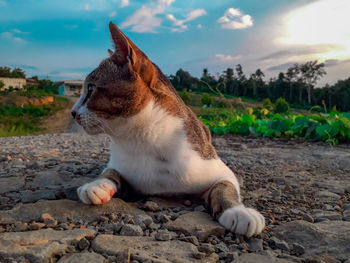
[0,77,26,91]
[56,80,84,96]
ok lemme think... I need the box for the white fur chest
[106,101,238,195]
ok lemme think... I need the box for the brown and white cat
[72,22,265,237]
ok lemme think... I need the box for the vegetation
[169,60,350,112]
[199,107,350,146]
[0,96,68,137]
[201,93,213,106]
[274,97,290,114]
[0,66,26,78]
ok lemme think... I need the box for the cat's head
[71,22,157,135]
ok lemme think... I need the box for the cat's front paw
[218,205,265,237]
[77,178,117,205]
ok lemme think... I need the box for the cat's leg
[205,180,265,237]
[77,168,121,205]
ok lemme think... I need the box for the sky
[0,0,349,86]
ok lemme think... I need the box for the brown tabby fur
[85,22,217,159]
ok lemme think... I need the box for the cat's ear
[109,22,135,66]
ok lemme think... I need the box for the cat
[71,22,265,237]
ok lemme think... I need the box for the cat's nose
[71,111,77,119]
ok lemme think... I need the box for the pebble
[120,224,143,236]
[184,200,191,206]
[178,236,199,246]
[269,237,290,251]
[29,222,46,230]
[143,201,161,212]
[248,238,263,252]
[198,243,215,255]
[41,213,54,221]
[78,237,90,250]
[155,230,173,241]
[292,242,305,256]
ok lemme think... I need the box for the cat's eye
[88,85,94,92]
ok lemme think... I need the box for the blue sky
[0,0,349,86]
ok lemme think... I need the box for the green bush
[180,89,191,104]
[215,100,228,108]
[201,93,213,106]
[263,98,272,110]
[274,97,290,114]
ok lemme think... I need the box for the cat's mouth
[75,116,105,135]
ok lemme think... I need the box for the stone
[20,189,56,203]
[29,222,46,230]
[155,229,175,241]
[120,224,143,236]
[58,252,107,263]
[133,214,153,227]
[269,237,290,251]
[234,253,295,263]
[92,235,218,263]
[198,243,215,255]
[13,222,28,232]
[116,248,131,263]
[0,176,25,194]
[273,220,350,261]
[194,205,206,212]
[78,237,90,250]
[164,211,225,242]
[292,243,305,256]
[315,190,341,199]
[0,228,96,262]
[343,210,350,221]
[143,201,161,212]
[41,213,54,221]
[248,238,263,252]
[312,211,342,222]
[0,199,146,224]
[178,236,199,246]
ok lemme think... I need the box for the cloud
[1,29,27,44]
[324,59,350,68]
[217,8,253,30]
[109,11,117,18]
[259,44,341,61]
[84,3,90,11]
[121,0,175,33]
[0,0,7,6]
[166,8,207,32]
[267,62,296,71]
[120,0,129,7]
[215,54,242,62]
[197,24,202,29]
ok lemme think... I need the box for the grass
[0,96,69,137]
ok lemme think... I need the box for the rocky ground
[0,133,349,263]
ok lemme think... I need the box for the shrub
[180,89,191,104]
[274,97,290,114]
[215,100,228,108]
[263,98,272,110]
[0,80,4,90]
[201,93,213,106]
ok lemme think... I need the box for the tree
[235,64,246,96]
[11,67,26,79]
[0,66,11,78]
[299,61,326,104]
[222,68,234,94]
[0,80,4,90]
[285,64,299,102]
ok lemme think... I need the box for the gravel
[0,133,349,262]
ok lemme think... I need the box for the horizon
[0,0,349,87]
